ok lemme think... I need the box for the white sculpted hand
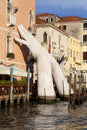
[15,24,73,99]
[15,24,55,98]
[15,24,45,58]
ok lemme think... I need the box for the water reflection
[0,102,87,130]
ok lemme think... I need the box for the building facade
[36,14,82,77]
[58,16,87,71]
[36,17,71,76]
[0,0,36,79]
[69,36,81,71]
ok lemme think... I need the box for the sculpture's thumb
[14,38,26,45]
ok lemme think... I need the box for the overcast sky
[36,0,87,18]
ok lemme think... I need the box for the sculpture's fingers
[19,25,41,46]
[20,24,30,35]
[18,25,28,40]
[20,24,35,40]
[14,37,26,45]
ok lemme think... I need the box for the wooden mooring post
[68,72,87,107]
[10,67,14,106]
[0,67,32,108]
[68,73,72,105]
[26,68,31,102]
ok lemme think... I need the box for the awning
[9,66,28,77]
[0,64,30,77]
[0,64,10,75]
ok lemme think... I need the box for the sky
[36,0,87,18]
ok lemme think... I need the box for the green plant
[82,85,86,91]
[0,78,27,86]
[13,80,27,85]
[0,80,11,85]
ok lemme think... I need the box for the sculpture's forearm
[50,56,73,95]
[37,57,55,97]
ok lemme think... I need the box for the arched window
[43,32,47,42]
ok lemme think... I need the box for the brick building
[0,0,36,79]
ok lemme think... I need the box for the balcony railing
[83,60,87,63]
[7,52,15,59]
[83,28,87,30]
[83,41,87,46]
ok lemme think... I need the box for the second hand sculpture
[15,24,73,101]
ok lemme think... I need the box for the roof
[36,16,47,24]
[58,16,87,22]
[37,13,56,17]
[37,13,60,18]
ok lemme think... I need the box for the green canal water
[0,101,87,130]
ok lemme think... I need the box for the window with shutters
[83,35,87,46]
[7,0,18,26]
[43,32,47,42]
[6,33,15,59]
[30,9,34,26]
[7,34,12,53]
[83,35,87,42]
[63,25,66,30]
[83,23,87,30]
[51,18,53,22]
[46,18,48,22]
[83,52,87,60]
[28,7,37,35]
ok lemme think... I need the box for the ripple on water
[0,102,87,130]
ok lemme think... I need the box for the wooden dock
[0,84,32,107]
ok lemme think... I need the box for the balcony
[7,52,15,59]
[75,58,81,65]
[83,60,87,63]
[83,41,87,46]
[83,28,87,30]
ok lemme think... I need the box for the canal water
[0,101,87,130]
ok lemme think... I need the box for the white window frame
[6,32,12,55]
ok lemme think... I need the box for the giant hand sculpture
[15,24,73,101]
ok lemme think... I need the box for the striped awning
[0,64,10,75]
[0,64,30,77]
